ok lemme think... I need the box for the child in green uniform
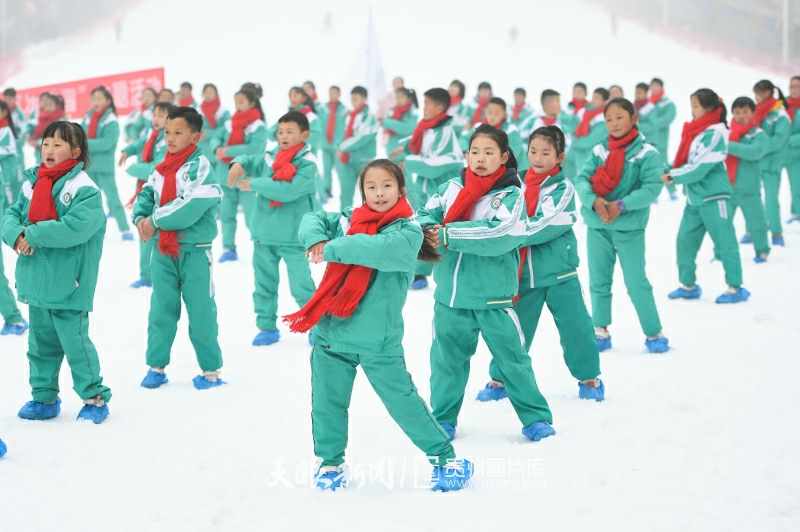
[177,82,198,108]
[481,97,523,170]
[28,94,65,166]
[284,159,472,493]
[133,108,225,390]
[666,89,750,304]
[637,78,678,200]
[381,87,418,163]
[81,86,131,240]
[511,87,534,129]
[518,90,574,173]
[3,121,112,423]
[319,86,348,203]
[3,88,27,204]
[124,87,157,142]
[267,87,323,156]
[198,84,230,169]
[119,102,175,288]
[574,98,669,353]
[447,80,470,133]
[336,86,378,211]
[727,97,770,262]
[228,111,319,347]
[477,125,604,402]
[566,87,609,180]
[784,77,800,225]
[419,124,555,443]
[458,81,493,152]
[214,88,267,262]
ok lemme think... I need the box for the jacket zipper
[526,246,534,288]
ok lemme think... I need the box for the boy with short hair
[638,78,678,199]
[133,107,225,390]
[335,86,378,211]
[319,86,349,202]
[178,82,198,108]
[565,87,609,179]
[228,111,319,346]
[511,87,533,128]
[518,89,573,172]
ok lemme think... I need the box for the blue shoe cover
[522,422,556,441]
[715,287,751,304]
[253,330,280,346]
[122,232,134,241]
[0,439,6,458]
[77,403,109,424]
[669,193,679,201]
[740,234,752,244]
[130,279,152,288]
[106,211,114,219]
[314,466,349,491]
[476,381,508,401]
[409,277,428,290]
[219,250,238,262]
[645,336,670,353]
[308,332,314,346]
[753,255,768,264]
[431,459,474,492]
[1,319,29,336]
[193,375,227,390]
[440,423,456,441]
[141,370,168,389]
[18,397,61,420]
[787,216,798,224]
[668,285,702,299]
[772,236,785,246]
[578,380,605,401]
[596,335,612,352]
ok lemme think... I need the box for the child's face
[303,83,316,99]
[733,106,755,126]
[590,91,607,108]
[635,88,648,101]
[573,86,587,101]
[289,89,304,107]
[158,91,174,103]
[142,90,156,107]
[609,86,623,100]
[41,132,79,168]
[276,121,310,150]
[468,135,508,176]
[362,167,403,213]
[235,93,255,113]
[163,117,200,153]
[329,88,340,102]
[422,96,445,121]
[448,85,460,99]
[42,98,57,113]
[791,79,800,100]
[4,95,16,108]
[528,136,565,174]
[0,107,7,120]
[91,91,111,113]
[753,90,770,104]
[542,95,561,117]
[484,103,506,127]
[650,81,663,95]
[396,91,409,107]
[351,93,367,109]
[202,86,217,102]
[151,107,169,131]
[179,87,192,100]
[690,95,707,120]
[514,93,525,106]
[477,88,492,100]
[604,103,636,139]
[392,77,404,91]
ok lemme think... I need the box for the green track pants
[677,199,743,288]
[252,242,316,331]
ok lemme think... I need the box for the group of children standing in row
[0,74,796,491]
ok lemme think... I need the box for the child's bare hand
[335,150,342,159]
[237,178,252,191]
[306,240,330,264]
[427,225,442,248]
[215,147,227,160]
[118,152,129,166]
[14,235,33,255]
[606,201,621,223]
[137,217,156,242]
[593,198,610,223]
[661,173,673,184]
[228,163,245,188]
[389,146,405,158]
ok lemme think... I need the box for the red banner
[15,68,165,119]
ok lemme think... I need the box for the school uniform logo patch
[61,193,72,205]
[183,173,190,181]
[491,198,501,209]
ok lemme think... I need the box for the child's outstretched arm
[521,181,578,246]
[339,115,379,153]
[87,119,120,154]
[244,155,317,202]
[443,189,528,256]
[1,176,30,249]
[404,129,465,181]
[150,158,223,231]
[614,149,665,210]
[24,185,105,248]
[728,133,768,161]
[225,125,268,159]
[298,210,346,248]
[764,113,791,155]
[669,130,726,185]
[323,222,423,273]
[132,170,158,225]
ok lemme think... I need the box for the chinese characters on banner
[14,68,165,119]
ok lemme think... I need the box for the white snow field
[1,0,799,530]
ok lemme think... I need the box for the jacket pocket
[40,250,80,304]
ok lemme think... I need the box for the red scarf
[87,107,109,139]
[443,166,507,225]
[126,179,146,209]
[142,129,159,163]
[787,97,800,123]
[408,112,449,155]
[154,144,197,258]
[269,143,306,208]
[326,101,340,143]
[571,98,587,115]
[220,108,261,164]
[9,104,16,113]
[283,196,414,333]
[754,97,780,127]
[339,105,366,164]
[450,96,463,107]
[471,98,490,125]
[672,108,723,169]
[297,105,313,115]
[179,96,195,107]
[726,120,756,185]
[0,118,8,129]
[28,159,79,223]
[513,103,526,122]
[385,103,412,136]
[633,99,649,112]
[649,91,664,104]
[312,94,318,102]
[200,97,221,129]
[541,116,558,126]
[574,106,604,137]
[590,128,639,196]
[33,107,65,140]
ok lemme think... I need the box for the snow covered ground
[1,1,799,530]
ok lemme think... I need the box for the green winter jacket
[668,123,732,206]
[2,163,105,311]
[319,101,349,151]
[448,100,471,133]
[510,102,534,129]
[25,107,39,138]
[785,108,800,164]
[210,115,268,179]
[132,147,222,247]
[121,128,167,180]
[383,105,418,163]
[728,127,767,195]
[267,105,323,153]
[81,108,120,176]
[574,132,664,230]
[637,95,676,164]
[416,168,528,310]
[759,108,791,174]
[338,106,378,165]
[124,105,153,141]
[0,125,18,186]
[299,209,423,356]
[399,117,464,181]
[199,105,231,167]
[233,144,321,245]
[567,107,608,170]
[519,168,580,288]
